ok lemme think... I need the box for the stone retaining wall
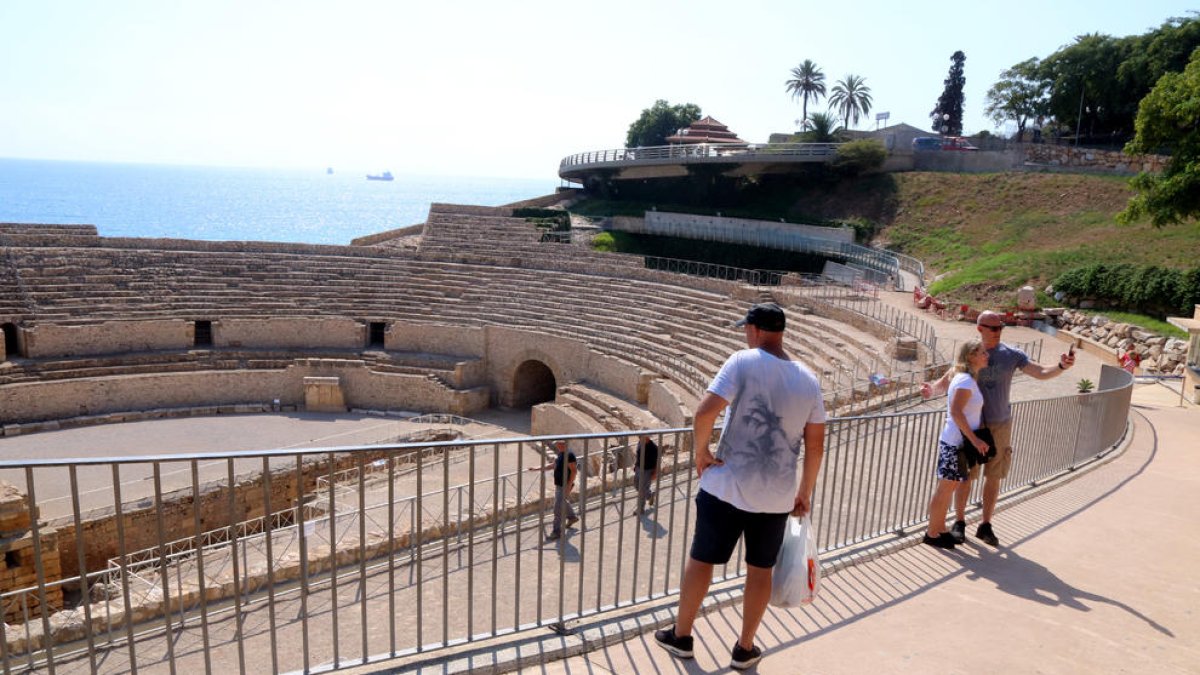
[1051,309,1188,374]
[1023,144,1168,174]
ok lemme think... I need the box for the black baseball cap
[734,303,786,332]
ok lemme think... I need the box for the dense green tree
[625,100,702,148]
[984,15,1200,144]
[1038,33,1127,140]
[1119,49,1200,227]
[828,74,873,130]
[931,51,967,135]
[985,58,1049,139]
[785,59,827,128]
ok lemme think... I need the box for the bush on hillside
[1052,262,1200,318]
[592,232,617,252]
[829,140,887,176]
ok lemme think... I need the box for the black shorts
[689,489,790,568]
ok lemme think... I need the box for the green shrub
[592,232,617,252]
[829,139,887,176]
[1052,262,1200,318]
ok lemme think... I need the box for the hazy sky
[1,1,1194,180]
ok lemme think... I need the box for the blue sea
[0,158,558,245]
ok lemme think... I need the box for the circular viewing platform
[558,142,840,183]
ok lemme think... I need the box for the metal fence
[0,368,1131,674]
[559,142,840,171]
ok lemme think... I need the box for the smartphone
[1068,344,1076,356]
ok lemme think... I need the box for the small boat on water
[326,167,334,175]
[366,171,394,181]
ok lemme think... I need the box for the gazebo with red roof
[664,116,745,145]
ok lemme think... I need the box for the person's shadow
[639,512,668,538]
[961,546,1172,637]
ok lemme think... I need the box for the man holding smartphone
[922,310,1076,546]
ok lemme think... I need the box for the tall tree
[931,51,967,135]
[1119,49,1200,226]
[625,100,702,148]
[984,57,1049,139]
[828,74,873,130]
[785,59,827,128]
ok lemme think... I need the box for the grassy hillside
[875,172,1200,308]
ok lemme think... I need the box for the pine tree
[931,51,967,135]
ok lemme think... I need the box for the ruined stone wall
[52,435,456,578]
[0,483,62,622]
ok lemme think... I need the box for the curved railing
[0,369,1132,673]
[559,142,841,174]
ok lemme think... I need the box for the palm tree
[785,60,826,128]
[828,74,873,130]
[802,111,841,142]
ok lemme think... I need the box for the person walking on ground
[529,440,578,542]
[921,310,1075,546]
[635,434,659,514]
[655,303,826,670]
[924,340,991,549]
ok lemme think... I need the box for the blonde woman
[924,340,990,549]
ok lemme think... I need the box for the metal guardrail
[559,142,841,172]
[612,216,902,285]
[0,369,1132,673]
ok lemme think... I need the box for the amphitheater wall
[0,363,482,425]
[647,379,690,428]
[530,401,597,440]
[23,320,192,358]
[584,355,650,404]
[486,326,586,407]
[386,322,486,356]
[217,318,365,350]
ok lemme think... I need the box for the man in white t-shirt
[656,302,826,671]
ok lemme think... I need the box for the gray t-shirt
[699,348,826,513]
[977,343,1029,423]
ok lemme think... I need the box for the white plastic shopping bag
[769,514,820,608]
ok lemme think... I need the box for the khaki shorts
[967,419,1013,481]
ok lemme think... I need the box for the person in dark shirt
[529,440,578,542]
[635,434,660,514]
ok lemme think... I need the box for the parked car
[912,137,942,151]
[940,136,979,151]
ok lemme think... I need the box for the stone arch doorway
[1,323,17,360]
[511,359,556,408]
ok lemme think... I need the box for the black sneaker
[976,522,999,547]
[922,532,956,549]
[731,641,763,670]
[566,515,579,529]
[654,626,694,659]
[950,520,966,544]
[544,530,560,542]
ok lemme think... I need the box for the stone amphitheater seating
[0,205,907,429]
